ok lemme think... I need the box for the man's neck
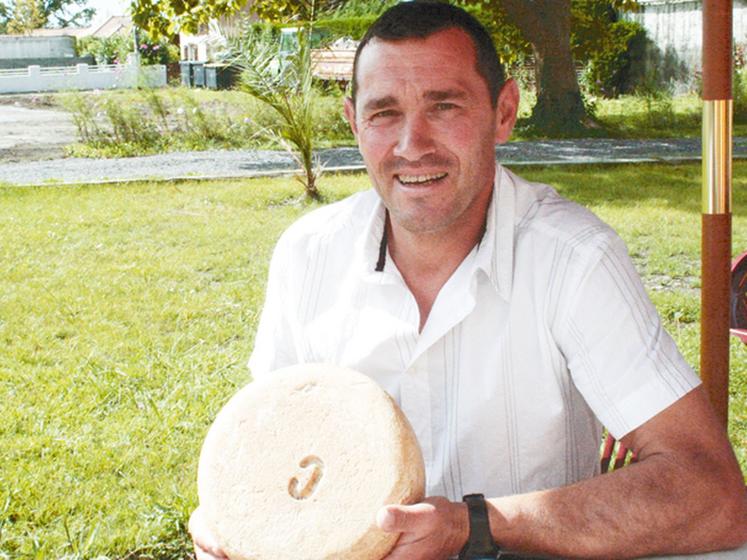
[387,201,490,332]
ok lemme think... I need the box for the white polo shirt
[248,165,700,500]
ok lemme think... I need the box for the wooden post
[701,0,733,428]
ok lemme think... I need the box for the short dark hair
[351,1,505,107]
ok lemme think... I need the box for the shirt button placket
[400,359,433,489]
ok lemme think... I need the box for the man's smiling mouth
[396,172,448,185]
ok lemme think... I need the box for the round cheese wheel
[197,363,426,560]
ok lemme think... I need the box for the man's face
[345,27,518,236]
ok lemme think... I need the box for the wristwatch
[458,493,502,559]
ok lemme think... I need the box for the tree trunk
[501,0,589,134]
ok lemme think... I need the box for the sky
[85,0,131,28]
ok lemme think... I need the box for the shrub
[311,92,352,146]
[62,89,266,158]
[314,16,377,41]
[573,3,646,98]
[60,92,101,143]
[76,34,132,65]
[102,95,160,146]
[137,38,180,65]
[583,21,645,97]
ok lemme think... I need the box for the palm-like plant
[234,24,322,201]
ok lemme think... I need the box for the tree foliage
[574,10,644,97]
[247,0,345,23]
[6,0,44,33]
[130,0,348,39]
[77,34,133,64]
[460,0,641,133]
[131,0,246,39]
[0,0,94,32]
[40,0,94,27]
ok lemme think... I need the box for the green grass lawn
[1,163,746,558]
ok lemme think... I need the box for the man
[191,2,747,559]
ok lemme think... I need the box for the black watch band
[458,493,501,560]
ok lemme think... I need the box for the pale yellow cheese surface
[198,363,425,560]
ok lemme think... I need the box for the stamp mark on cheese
[288,455,324,500]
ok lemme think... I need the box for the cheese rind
[197,363,426,560]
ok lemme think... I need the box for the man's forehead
[359,28,477,64]
[354,29,481,102]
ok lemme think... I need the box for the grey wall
[0,56,94,69]
[0,36,76,60]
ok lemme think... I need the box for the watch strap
[459,493,501,559]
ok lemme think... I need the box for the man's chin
[388,208,454,236]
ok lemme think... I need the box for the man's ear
[494,78,519,145]
[343,96,358,138]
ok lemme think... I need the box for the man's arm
[379,386,747,559]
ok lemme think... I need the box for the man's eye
[370,110,398,121]
[434,102,457,111]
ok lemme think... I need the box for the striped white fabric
[249,165,700,500]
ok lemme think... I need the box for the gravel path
[1,136,746,187]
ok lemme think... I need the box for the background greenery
[60,87,352,159]
[1,162,745,558]
[58,73,747,160]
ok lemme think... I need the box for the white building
[625,0,747,76]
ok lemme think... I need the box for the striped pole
[701,0,733,428]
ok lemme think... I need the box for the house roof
[26,27,91,38]
[14,15,131,39]
[90,16,132,38]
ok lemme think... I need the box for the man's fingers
[377,502,437,533]
[188,507,228,560]
[193,542,228,560]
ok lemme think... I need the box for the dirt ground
[0,93,77,163]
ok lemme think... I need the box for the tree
[0,0,94,32]
[500,0,590,134]
[0,3,9,32]
[131,0,348,40]
[461,0,641,134]
[40,0,94,27]
[248,0,345,22]
[131,0,246,40]
[6,0,44,33]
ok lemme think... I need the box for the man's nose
[392,114,435,161]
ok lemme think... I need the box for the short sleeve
[552,231,700,439]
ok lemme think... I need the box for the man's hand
[188,507,228,560]
[377,496,469,560]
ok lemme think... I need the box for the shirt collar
[360,195,397,283]
[360,164,515,299]
[475,164,514,301]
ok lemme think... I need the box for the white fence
[0,63,167,94]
